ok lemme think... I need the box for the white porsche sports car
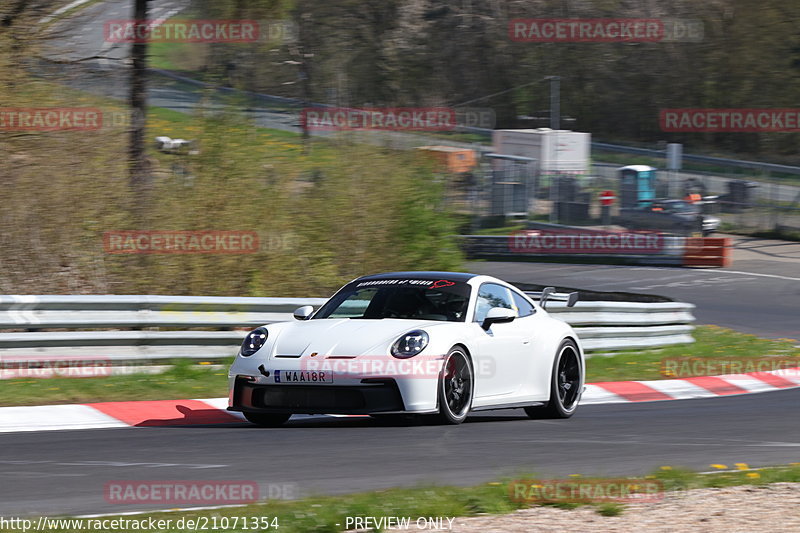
[228,271,584,426]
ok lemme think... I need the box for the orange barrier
[416,145,477,173]
[683,237,732,267]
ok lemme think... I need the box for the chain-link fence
[590,163,800,233]
[458,150,800,234]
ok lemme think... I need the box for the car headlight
[240,327,268,357]
[391,330,429,359]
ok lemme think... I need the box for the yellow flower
[568,474,581,478]
[659,466,673,471]
[710,464,728,470]
[487,482,501,486]
[735,463,749,471]
[746,472,760,479]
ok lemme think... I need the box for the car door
[471,283,531,401]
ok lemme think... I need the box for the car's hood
[268,318,443,357]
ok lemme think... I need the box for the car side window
[473,283,515,323]
[511,290,535,318]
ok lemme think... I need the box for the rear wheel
[433,347,473,425]
[525,339,582,419]
[243,412,291,427]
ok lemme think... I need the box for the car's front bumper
[228,353,443,414]
[229,375,407,415]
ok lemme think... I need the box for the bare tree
[129,0,150,197]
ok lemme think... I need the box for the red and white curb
[583,367,800,404]
[2,368,799,433]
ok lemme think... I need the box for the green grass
[654,463,800,491]
[1,326,797,407]
[596,502,624,516]
[4,465,800,531]
[3,72,464,297]
[474,224,527,235]
[0,359,233,407]
[586,325,800,383]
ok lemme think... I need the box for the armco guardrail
[0,295,328,330]
[0,294,694,362]
[543,301,695,352]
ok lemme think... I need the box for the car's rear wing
[524,288,579,310]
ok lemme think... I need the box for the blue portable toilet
[618,165,657,208]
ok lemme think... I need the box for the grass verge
[2,464,799,531]
[585,325,800,383]
[3,73,464,296]
[0,358,233,407]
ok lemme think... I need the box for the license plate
[274,370,333,383]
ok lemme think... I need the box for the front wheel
[433,347,473,425]
[525,339,582,419]
[243,412,291,427]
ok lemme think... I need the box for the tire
[243,412,291,427]
[525,339,582,419]
[433,346,474,425]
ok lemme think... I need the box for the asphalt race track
[1,258,798,517]
[2,388,800,516]
[14,3,800,520]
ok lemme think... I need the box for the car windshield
[313,278,471,322]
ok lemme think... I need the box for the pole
[601,204,611,226]
[549,76,560,130]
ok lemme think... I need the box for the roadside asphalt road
[2,388,800,517]
[470,235,800,340]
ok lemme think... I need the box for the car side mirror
[293,305,314,321]
[481,307,516,330]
